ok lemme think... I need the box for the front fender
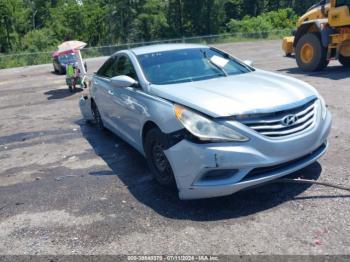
[139,92,184,136]
[293,20,327,47]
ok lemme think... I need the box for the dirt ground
[0,40,349,256]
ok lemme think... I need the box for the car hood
[149,70,319,117]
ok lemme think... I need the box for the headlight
[174,105,249,142]
[318,97,327,120]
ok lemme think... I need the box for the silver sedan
[80,44,332,200]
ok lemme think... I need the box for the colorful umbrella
[57,40,87,55]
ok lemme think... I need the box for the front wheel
[339,55,350,67]
[296,33,329,72]
[144,128,176,187]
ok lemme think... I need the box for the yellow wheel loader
[282,0,350,71]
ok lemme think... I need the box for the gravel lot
[0,40,349,256]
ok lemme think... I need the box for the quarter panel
[91,76,114,125]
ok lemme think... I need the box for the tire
[144,128,176,187]
[91,101,104,130]
[296,33,329,72]
[59,67,64,75]
[60,66,66,75]
[339,55,350,67]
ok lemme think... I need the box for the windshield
[58,53,77,64]
[137,48,252,85]
[335,0,350,7]
[308,0,329,10]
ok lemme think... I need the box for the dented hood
[149,70,318,117]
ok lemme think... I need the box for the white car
[80,44,332,200]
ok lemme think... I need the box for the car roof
[129,43,208,56]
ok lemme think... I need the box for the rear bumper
[165,111,332,200]
[79,96,93,121]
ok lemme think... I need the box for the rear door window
[97,55,138,81]
[112,55,139,81]
[96,56,116,78]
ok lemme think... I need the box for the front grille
[239,99,317,138]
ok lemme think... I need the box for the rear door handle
[108,90,114,95]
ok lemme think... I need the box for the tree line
[0,0,319,54]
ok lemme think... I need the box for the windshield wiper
[161,77,194,85]
[201,50,228,77]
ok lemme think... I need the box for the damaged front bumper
[165,111,332,200]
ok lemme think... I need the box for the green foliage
[0,0,30,52]
[22,28,59,51]
[227,8,298,35]
[0,0,321,69]
[130,0,169,41]
[48,0,86,41]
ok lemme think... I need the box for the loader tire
[339,55,350,68]
[296,33,329,72]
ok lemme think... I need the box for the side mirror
[243,60,254,67]
[110,75,138,88]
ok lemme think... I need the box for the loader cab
[333,0,350,7]
[308,0,329,12]
[329,0,350,26]
[297,1,330,26]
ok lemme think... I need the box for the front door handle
[108,90,114,96]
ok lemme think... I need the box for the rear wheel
[144,128,176,187]
[339,55,350,67]
[91,101,104,130]
[53,64,58,73]
[296,33,329,72]
[59,67,64,75]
